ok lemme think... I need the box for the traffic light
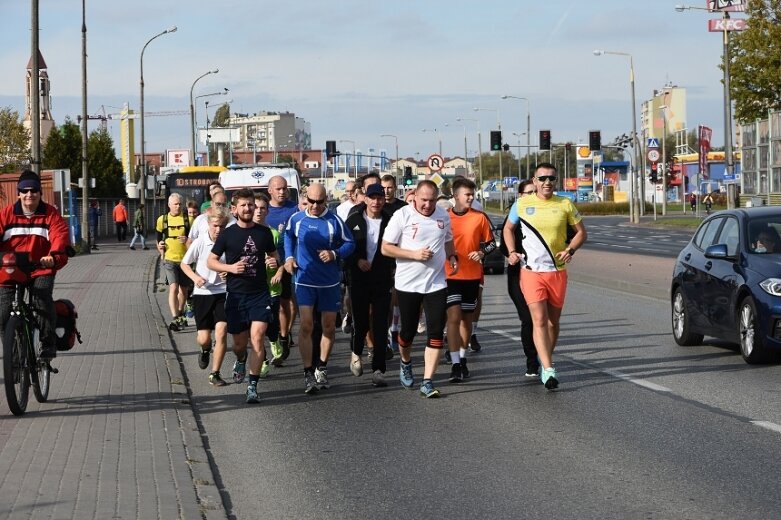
[403,166,414,186]
[650,162,658,183]
[490,131,502,151]
[502,143,510,152]
[325,140,337,158]
[539,130,551,151]
[589,130,601,151]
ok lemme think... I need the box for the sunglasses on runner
[521,190,536,195]
[307,197,326,205]
[535,175,557,183]
[19,188,40,194]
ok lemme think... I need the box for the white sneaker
[315,366,330,389]
[350,354,363,377]
[371,370,387,387]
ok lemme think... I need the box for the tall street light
[594,49,640,223]
[380,134,399,179]
[659,104,669,216]
[340,139,357,178]
[80,0,89,250]
[445,122,469,179]
[194,89,229,163]
[421,128,442,157]
[139,25,177,208]
[474,107,504,211]
[189,69,218,165]
[457,117,483,192]
[501,95,531,178]
[675,3,737,209]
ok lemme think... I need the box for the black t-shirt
[211,223,277,294]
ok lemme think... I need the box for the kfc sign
[708,18,747,31]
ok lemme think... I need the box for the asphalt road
[174,263,781,520]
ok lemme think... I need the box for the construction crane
[77,104,188,131]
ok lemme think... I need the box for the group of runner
[160,162,586,402]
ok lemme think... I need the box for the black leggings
[507,265,538,369]
[396,288,447,349]
[348,281,392,373]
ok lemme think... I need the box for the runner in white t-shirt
[186,191,236,246]
[180,206,230,387]
[381,180,458,398]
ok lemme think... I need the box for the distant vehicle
[671,207,781,363]
[218,164,301,202]
[483,224,505,275]
[163,165,227,207]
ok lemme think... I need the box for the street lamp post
[594,49,640,223]
[380,134,399,180]
[659,104,668,216]
[512,132,525,176]
[474,107,504,212]
[339,139,357,178]
[189,69,218,166]
[194,89,229,163]
[421,128,442,157]
[501,95,531,179]
[139,25,177,208]
[457,117,483,194]
[675,3,737,209]
[80,0,89,250]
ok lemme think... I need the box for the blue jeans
[129,229,146,248]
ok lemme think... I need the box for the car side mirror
[704,243,729,259]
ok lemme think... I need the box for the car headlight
[759,278,781,296]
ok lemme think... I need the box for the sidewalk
[0,243,227,519]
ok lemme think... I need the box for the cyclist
[0,170,70,361]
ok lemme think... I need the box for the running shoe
[315,367,330,389]
[305,372,319,394]
[245,384,259,404]
[279,336,291,361]
[461,357,470,379]
[468,334,482,352]
[208,372,227,386]
[443,350,452,365]
[185,300,194,319]
[198,348,210,370]
[388,330,399,351]
[385,346,394,360]
[399,361,414,388]
[541,367,559,390]
[232,355,247,383]
[260,360,270,378]
[419,380,441,398]
[270,340,284,366]
[341,314,353,334]
[168,320,181,332]
[525,363,540,377]
[178,315,188,328]
[350,355,363,377]
[371,370,387,387]
[449,362,463,383]
[417,319,426,334]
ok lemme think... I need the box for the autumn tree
[728,0,781,122]
[0,107,30,172]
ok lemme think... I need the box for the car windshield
[748,218,781,254]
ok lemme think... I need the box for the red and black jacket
[0,200,70,277]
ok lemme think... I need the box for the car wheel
[738,296,767,364]
[671,288,704,346]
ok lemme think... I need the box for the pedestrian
[284,183,355,394]
[187,191,235,246]
[253,192,283,374]
[502,163,587,390]
[689,192,697,212]
[380,174,407,351]
[207,189,279,404]
[266,175,300,361]
[703,192,714,215]
[381,180,458,398]
[345,183,395,387]
[200,181,224,213]
[336,180,358,222]
[187,199,200,220]
[501,180,539,377]
[88,199,101,250]
[129,203,149,250]
[180,206,230,386]
[156,193,193,331]
[444,177,495,383]
[113,198,128,242]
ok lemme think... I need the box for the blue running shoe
[541,367,559,390]
[245,384,259,404]
[233,355,247,383]
[399,361,414,388]
[419,379,441,398]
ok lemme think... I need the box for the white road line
[486,328,672,392]
[750,421,781,434]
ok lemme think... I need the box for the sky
[0,0,743,162]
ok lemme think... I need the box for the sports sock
[249,375,259,385]
[460,348,467,358]
[450,351,461,364]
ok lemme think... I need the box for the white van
[218,164,301,201]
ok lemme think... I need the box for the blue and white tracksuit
[284,209,355,288]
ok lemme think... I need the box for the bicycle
[1,252,57,416]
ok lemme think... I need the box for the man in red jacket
[0,170,70,360]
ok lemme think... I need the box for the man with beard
[381,180,458,398]
[207,189,279,404]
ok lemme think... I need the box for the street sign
[593,151,603,165]
[647,149,661,162]
[427,154,444,172]
[708,18,747,31]
[429,172,444,187]
[707,0,746,12]
[647,138,660,148]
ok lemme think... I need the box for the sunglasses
[521,190,536,195]
[307,197,326,205]
[535,175,557,183]
[19,188,40,194]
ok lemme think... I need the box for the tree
[87,129,125,197]
[728,0,781,122]
[42,118,81,174]
[0,107,30,172]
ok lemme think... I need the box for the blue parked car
[671,207,781,363]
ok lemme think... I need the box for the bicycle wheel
[31,329,50,403]
[3,316,31,416]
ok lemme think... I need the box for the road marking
[486,328,672,392]
[750,421,781,434]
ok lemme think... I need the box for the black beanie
[17,170,41,192]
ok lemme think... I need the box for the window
[694,217,723,250]
[716,217,739,256]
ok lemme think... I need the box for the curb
[147,259,230,520]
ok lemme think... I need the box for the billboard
[707,0,746,11]
[166,149,191,168]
